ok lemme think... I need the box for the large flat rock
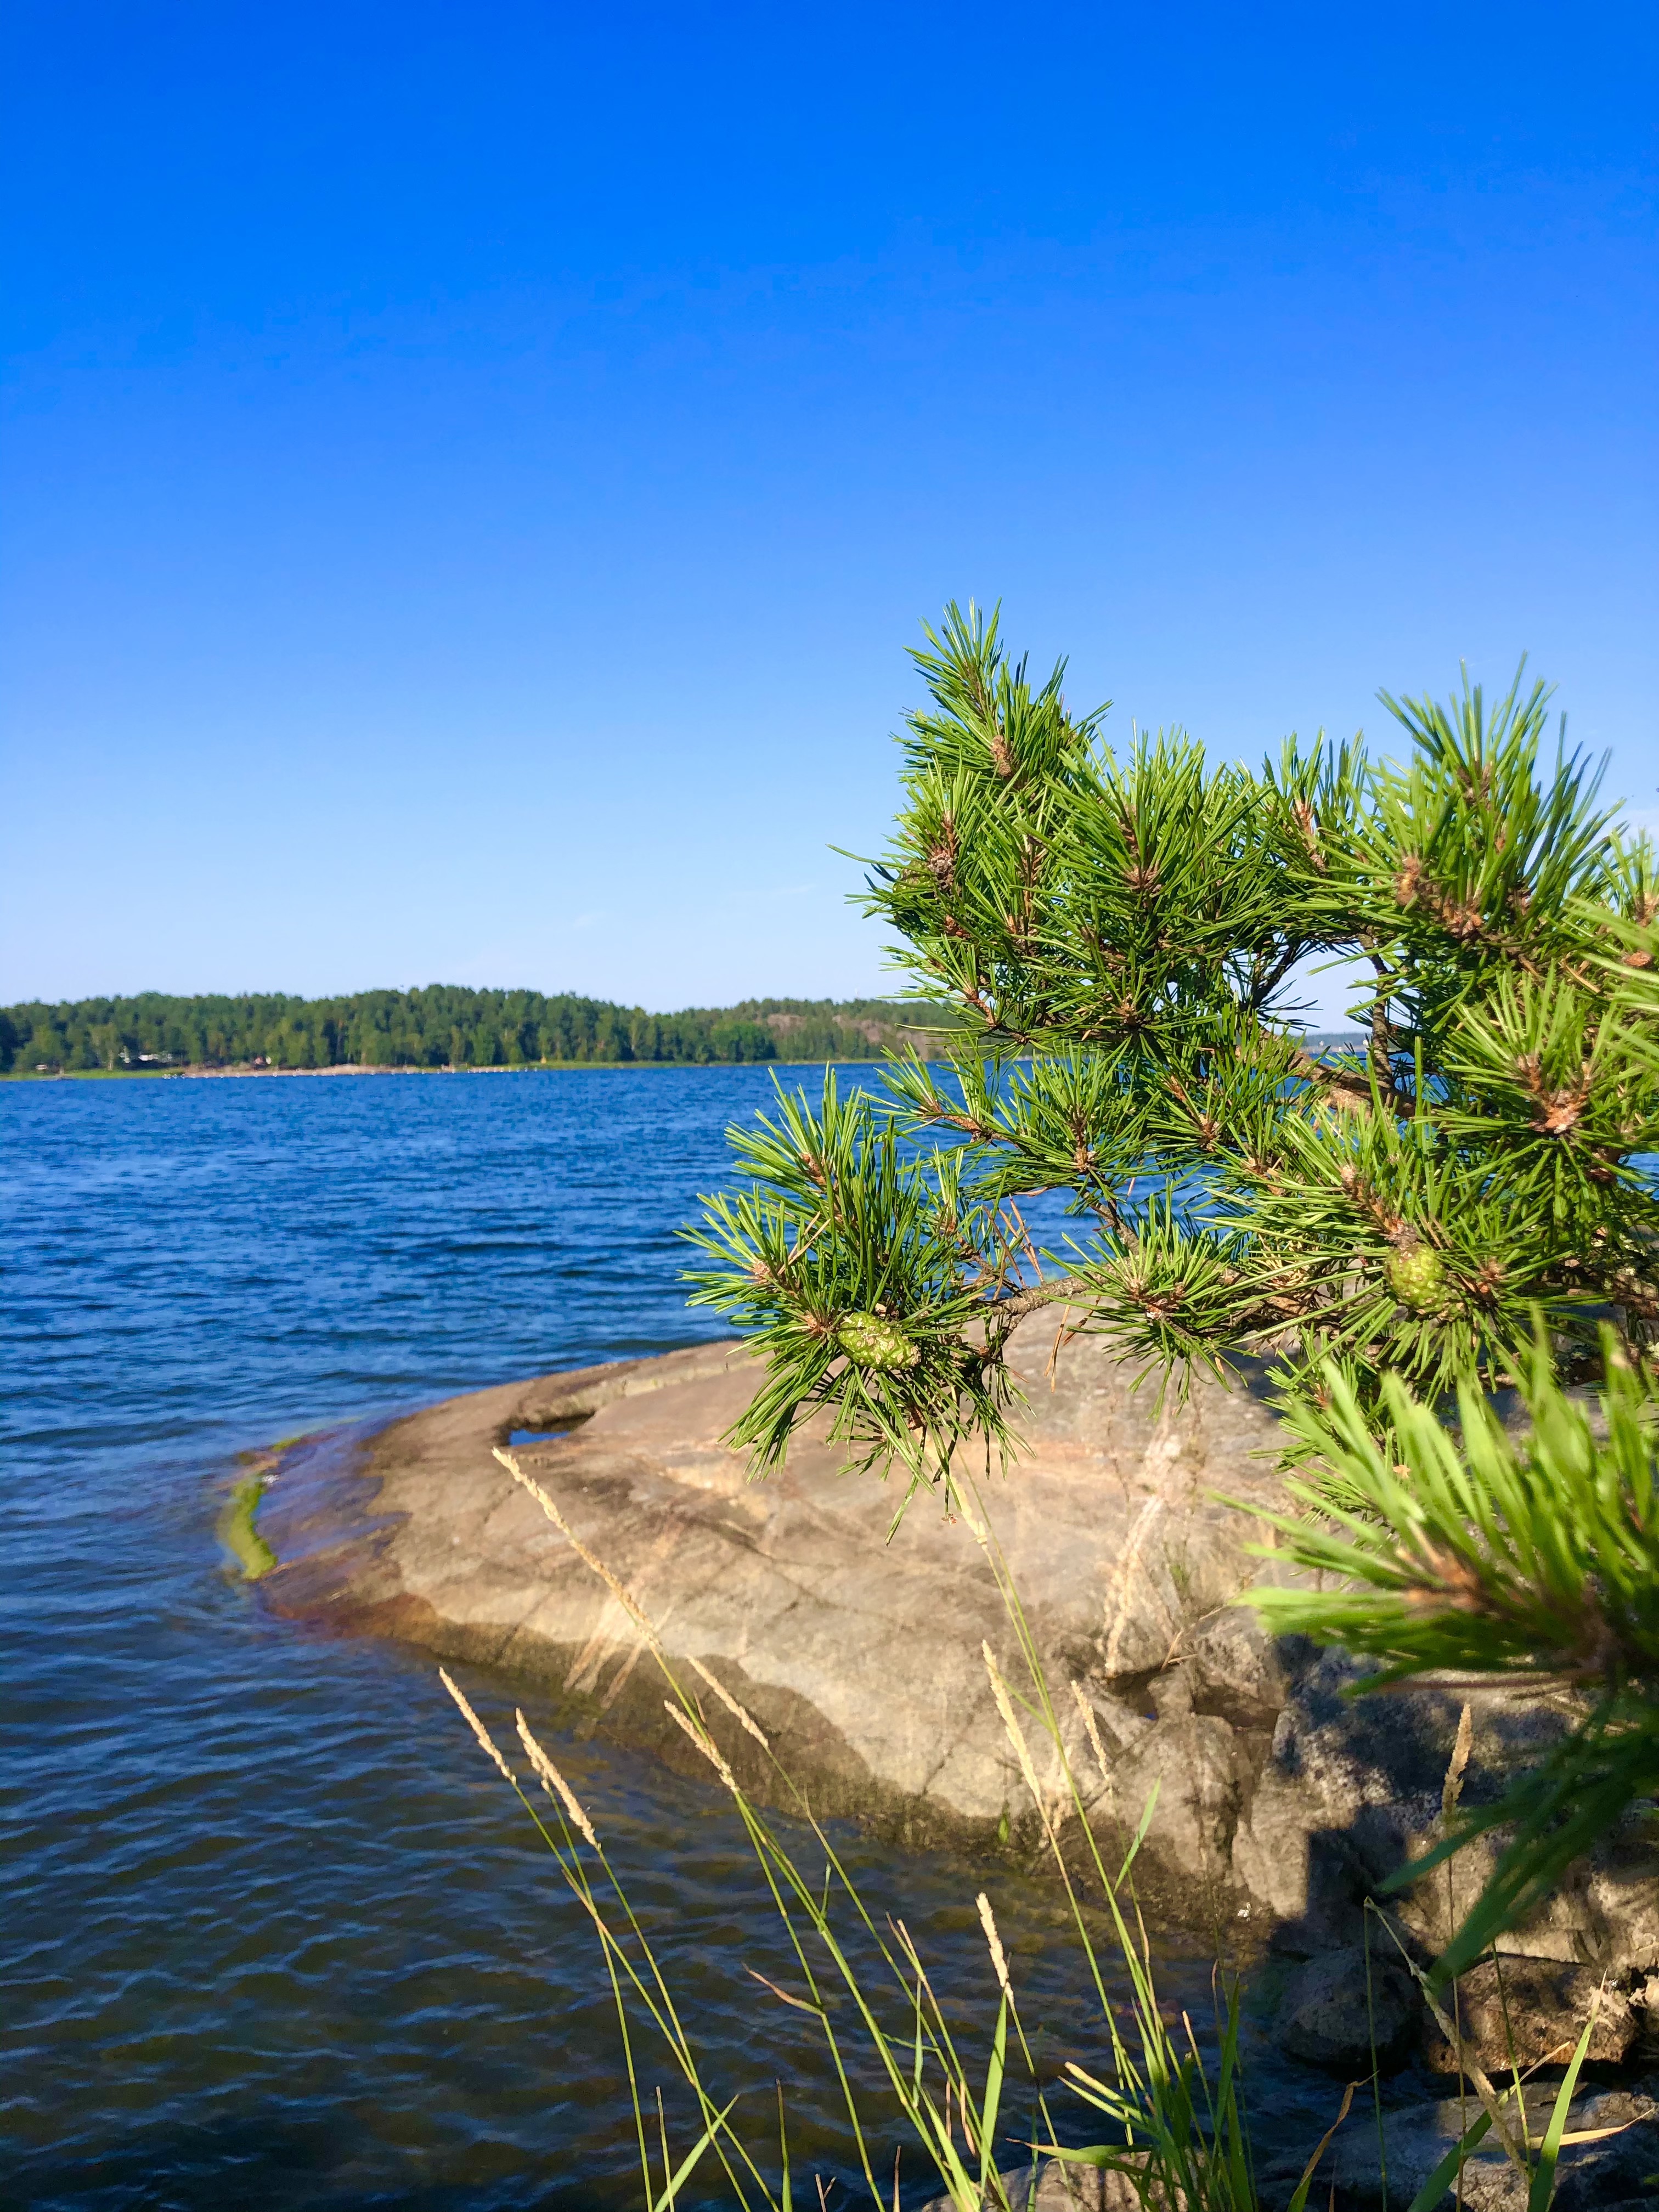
[262,1327,1286,1864]
[259,1328,1659,1983]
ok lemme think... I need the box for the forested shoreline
[0,988,957,1074]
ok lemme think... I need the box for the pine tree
[685,602,1659,1954]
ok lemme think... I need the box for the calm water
[2,1070,1325,2210]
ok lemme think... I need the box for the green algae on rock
[219,1474,277,1580]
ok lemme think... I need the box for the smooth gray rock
[261,1324,1288,1892]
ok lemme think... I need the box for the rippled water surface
[4,1070,1324,2210]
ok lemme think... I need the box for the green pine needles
[686,602,1658,1468]
[683,602,1659,1957]
[1248,1326,1659,1981]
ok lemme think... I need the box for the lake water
[3,1069,1333,2210]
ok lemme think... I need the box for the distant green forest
[0,988,960,1074]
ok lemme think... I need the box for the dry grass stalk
[1442,1699,1475,1824]
[495,1446,664,1658]
[514,1707,599,1848]
[975,1892,1011,1996]
[663,1699,738,1791]
[686,1654,770,1749]
[1068,1678,1114,1794]
[983,1639,1056,1841]
[439,1666,514,1784]
[1373,1910,1532,2171]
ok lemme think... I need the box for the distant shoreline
[0,1058,918,1082]
[3,1034,1370,1084]
[1,988,965,1079]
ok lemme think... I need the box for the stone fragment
[1182,1605,1288,1728]
[1080,1690,1152,1754]
[1276,1944,1420,2073]
[1146,1664,1193,1719]
[1423,1955,1638,2073]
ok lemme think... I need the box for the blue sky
[4,2,1655,1022]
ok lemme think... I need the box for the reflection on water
[2,1069,1328,2208]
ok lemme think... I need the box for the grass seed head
[514,1707,599,1848]
[439,1667,514,1784]
[976,1891,1012,1995]
[686,1654,770,1749]
[663,1700,738,1792]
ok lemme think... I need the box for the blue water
[2,1069,1319,2210]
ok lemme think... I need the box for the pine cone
[1385,1245,1447,1313]
[836,1311,922,1372]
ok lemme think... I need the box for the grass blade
[652,2094,741,2212]
[1286,2078,1355,2212]
[1403,2111,1493,2212]
[1526,2009,1596,2212]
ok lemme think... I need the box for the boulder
[1275,1944,1420,2073]
[1107,1712,1242,1884]
[917,2157,1172,2211]
[941,2086,1659,2212]
[1423,1956,1639,2073]
[1283,2084,1659,2210]
[259,1325,1659,1973]
[260,1324,1288,1887]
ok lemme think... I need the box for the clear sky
[4,2,1655,1022]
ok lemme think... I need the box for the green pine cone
[1385,1244,1448,1313]
[836,1311,921,1372]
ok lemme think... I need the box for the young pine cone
[836,1311,922,1372]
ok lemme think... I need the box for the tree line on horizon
[0,986,961,1074]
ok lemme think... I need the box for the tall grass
[433,1447,1607,2211]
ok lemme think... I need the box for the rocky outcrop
[259,1325,1659,2015]
[261,1325,1294,1869]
